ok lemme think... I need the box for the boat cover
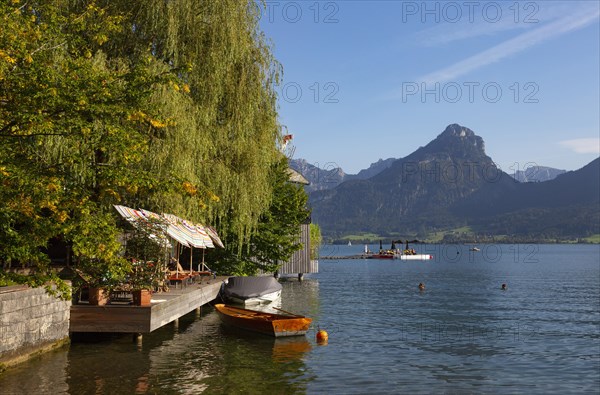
[222,276,282,299]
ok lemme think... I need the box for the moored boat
[221,276,282,305]
[214,304,312,337]
[397,254,433,260]
[369,252,395,259]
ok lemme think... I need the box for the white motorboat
[221,276,282,306]
[397,254,433,260]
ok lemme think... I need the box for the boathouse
[278,169,318,278]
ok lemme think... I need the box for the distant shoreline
[328,239,600,245]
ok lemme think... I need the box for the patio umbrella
[181,220,208,273]
[161,213,191,248]
[196,224,214,249]
[204,225,224,248]
[195,224,214,271]
[113,205,169,247]
[115,205,223,275]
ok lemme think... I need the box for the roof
[287,168,310,185]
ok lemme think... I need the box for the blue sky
[259,0,600,174]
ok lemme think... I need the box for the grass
[583,234,600,243]
[343,233,381,242]
[424,226,474,243]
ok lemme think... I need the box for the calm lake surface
[1,244,599,394]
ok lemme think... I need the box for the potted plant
[129,259,159,306]
[76,256,131,305]
[125,225,167,306]
[68,209,133,305]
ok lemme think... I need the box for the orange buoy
[316,329,329,344]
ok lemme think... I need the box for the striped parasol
[204,225,224,248]
[160,213,191,248]
[195,224,214,249]
[113,205,223,274]
[113,205,169,247]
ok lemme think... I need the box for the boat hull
[226,289,282,306]
[370,254,394,259]
[221,276,283,306]
[214,304,312,337]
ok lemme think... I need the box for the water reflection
[60,280,319,394]
[0,280,320,394]
[5,248,596,394]
[0,349,69,394]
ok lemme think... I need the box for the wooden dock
[70,276,227,334]
[320,255,371,260]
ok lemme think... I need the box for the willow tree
[212,157,310,275]
[98,0,285,262]
[113,0,283,248]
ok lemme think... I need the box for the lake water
[1,244,599,394]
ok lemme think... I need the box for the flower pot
[132,289,152,306]
[88,287,109,306]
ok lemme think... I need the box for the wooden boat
[214,304,312,337]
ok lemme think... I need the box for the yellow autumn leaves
[128,110,175,129]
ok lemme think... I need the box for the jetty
[320,254,433,260]
[320,255,371,260]
[70,276,227,334]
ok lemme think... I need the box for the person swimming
[501,283,507,290]
[418,282,425,291]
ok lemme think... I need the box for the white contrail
[418,9,599,84]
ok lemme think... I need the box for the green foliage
[309,223,322,260]
[124,223,167,290]
[129,260,161,291]
[0,1,285,295]
[212,158,310,275]
[583,234,600,243]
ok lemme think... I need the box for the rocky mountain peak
[439,123,476,138]
[420,123,486,160]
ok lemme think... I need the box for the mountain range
[512,166,566,183]
[302,124,599,240]
[292,151,565,193]
[289,158,395,193]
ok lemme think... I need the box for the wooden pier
[320,255,371,260]
[70,276,227,334]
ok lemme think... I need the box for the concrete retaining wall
[0,284,71,370]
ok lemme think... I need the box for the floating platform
[320,255,371,260]
[70,276,227,334]
[320,254,433,260]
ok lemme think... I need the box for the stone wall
[0,284,71,369]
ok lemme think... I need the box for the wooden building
[278,168,318,278]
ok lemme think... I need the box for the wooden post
[298,273,304,281]
[133,333,143,344]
